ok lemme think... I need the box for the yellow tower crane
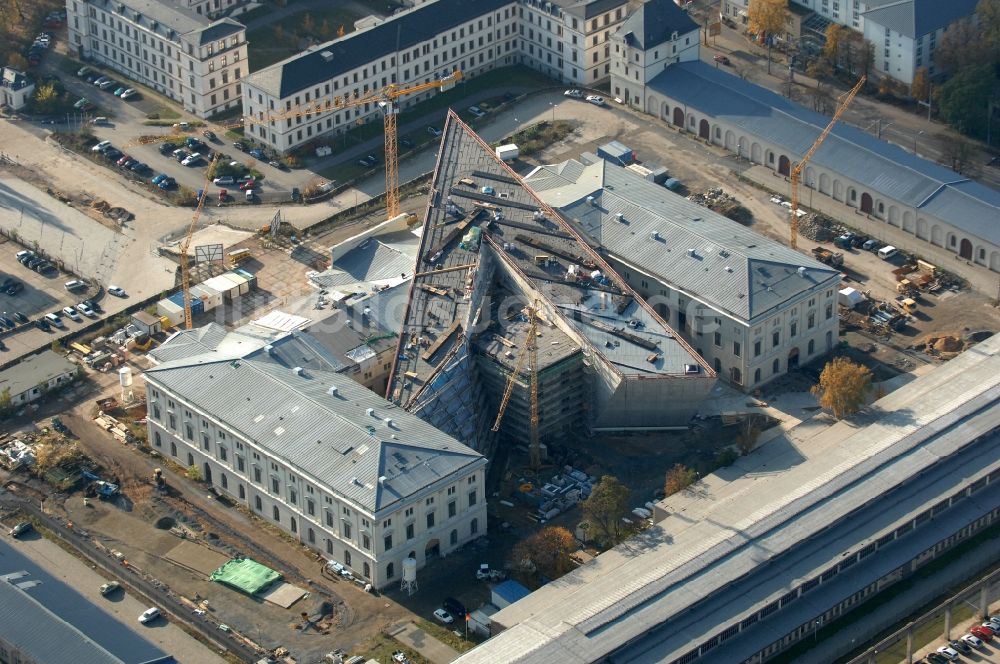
[123,71,462,219]
[180,154,221,329]
[789,75,865,249]
[492,300,543,469]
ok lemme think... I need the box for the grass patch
[247,7,362,71]
[501,119,577,156]
[233,3,273,23]
[151,106,180,119]
[358,633,430,664]
[416,619,477,653]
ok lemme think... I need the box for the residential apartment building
[65,0,248,118]
[862,0,979,85]
[145,325,487,589]
[609,0,700,107]
[241,0,631,154]
[722,0,875,32]
[526,157,840,391]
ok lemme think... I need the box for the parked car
[212,176,235,186]
[44,312,65,329]
[108,285,127,297]
[961,633,984,649]
[99,581,121,596]
[16,249,34,262]
[203,130,216,141]
[98,79,117,90]
[181,152,202,166]
[93,75,111,87]
[585,95,606,106]
[564,89,583,98]
[8,521,32,538]
[185,137,206,150]
[35,317,52,331]
[427,126,442,137]
[443,597,466,619]
[138,607,160,624]
[172,148,188,161]
[239,179,257,191]
[104,149,123,162]
[172,122,190,130]
[12,312,28,324]
[92,140,112,152]
[249,148,266,160]
[948,640,971,655]
[713,54,731,65]
[433,608,454,624]
[77,66,93,77]
[233,141,247,151]
[62,279,84,290]
[357,154,377,167]
[76,302,96,318]
[5,281,23,296]
[34,261,54,274]
[158,177,176,190]
[117,154,133,167]
[0,316,13,329]
[130,162,149,173]
[62,306,82,322]
[467,105,485,118]
[113,86,127,96]
[152,173,168,185]
[970,625,994,641]
[923,653,947,664]
[120,89,137,100]
[935,646,960,661]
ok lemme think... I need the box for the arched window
[471,518,479,535]
[450,529,458,545]
[221,473,228,489]
[308,528,315,543]
[387,562,395,579]
[364,562,371,578]
[254,495,262,511]
[345,550,351,566]
[772,358,780,374]
[808,339,815,355]
[754,368,761,384]
[290,517,297,533]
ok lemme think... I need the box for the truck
[811,246,844,267]
[495,144,519,161]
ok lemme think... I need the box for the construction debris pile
[91,199,133,224]
[796,213,841,241]
[688,188,753,225]
[516,464,595,523]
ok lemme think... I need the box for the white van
[45,313,66,329]
[64,279,87,291]
[877,245,898,260]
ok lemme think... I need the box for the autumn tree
[806,57,832,81]
[663,464,697,497]
[0,387,11,416]
[320,18,332,40]
[937,133,975,174]
[337,24,345,38]
[934,17,989,73]
[33,82,60,114]
[581,475,630,548]
[852,39,874,79]
[301,12,315,36]
[910,66,929,103]
[822,24,845,67]
[811,357,872,419]
[748,0,788,73]
[509,526,577,581]
[6,52,27,71]
[186,464,203,481]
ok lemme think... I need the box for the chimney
[292,366,303,375]
[615,212,625,223]
[688,248,697,258]
[366,407,375,417]
[327,386,339,397]
[384,417,393,428]
[797,266,807,277]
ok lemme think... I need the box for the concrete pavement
[389,621,461,664]
[3,529,227,664]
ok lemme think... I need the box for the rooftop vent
[615,212,625,223]
[292,366,303,375]
[327,386,339,397]
[650,230,659,240]
[684,364,700,374]
[797,266,807,277]
[351,477,362,487]
[724,266,733,273]
[586,195,596,206]
[688,249,697,258]
[320,50,334,62]
[366,407,375,417]
[378,476,387,485]
[383,417,393,428]
[264,344,273,353]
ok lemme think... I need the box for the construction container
[156,298,185,326]
[194,283,223,310]
[597,140,635,165]
[167,292,203,316]
[202,274,241,300]
[495,144,519,161]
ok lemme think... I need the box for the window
[426,512,435,529]
[272,506,280,521]
[306,500,315,516]
[253,467,261,483]
[271,478,279,493]
[773,358,780,374]
[221,474,228,489]
[289,488,297,504]
[772,331,780,348]
[714,331,722,347]
[448,501,457,518]
[406,523,415,540]
[808,313,815,329]
[254,496,262,511]
[826,304,833,320]
[387,562,395,579]
[170,441,177,456]
[808,339,815,354]
[362,534,370,550]
[471,518,479,535]
[384,534,393,551]
[343,522,351,539]
[733,341,741,357]
[344,550,351,566]
[154,431,162,447]
[754,340,761,357]
[468,490,477,507]
[790,322,797,338]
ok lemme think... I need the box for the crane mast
[790,75,865,249]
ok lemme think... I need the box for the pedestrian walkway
[389,621,461,664]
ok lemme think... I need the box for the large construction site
[384,111,715,465]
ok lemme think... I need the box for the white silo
[400,556,418,595]
[118,366,135,404]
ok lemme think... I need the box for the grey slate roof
[525,158,840,321]
[861,0,979,38]
[547,0,628,20]
[87,0,242,44]
[0,350,76,399]
[0,540,170,664]
[333,232,418,283]
[245,0,512,99]
[648,61,1000,244]
[620,0,698,50]
[145,327,483,514]
[454,335,1000,664]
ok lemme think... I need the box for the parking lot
[0,238,102,358]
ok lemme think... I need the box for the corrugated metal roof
[0,540,170,664]
[454,335,1000,663]
[333,237,415,284]
[647,61,1000,243]
[145,327,483,513]
[526,159,840,321]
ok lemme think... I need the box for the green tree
[663,463,697,497]
[186,465,203,482]
[806,57,832,81]
[852,39,874,79]
[0,387,11,416]
[581,475,630,548]
[976,0,1000,54]
[33,82,60,114]
[934,17,988,73]
[936,63,1000,140]
[509,526,577,581]
[811,357,872,419]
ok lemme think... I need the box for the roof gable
[620,0,698,50]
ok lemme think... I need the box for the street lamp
[549,102,556,123]
[913,130,924,157]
